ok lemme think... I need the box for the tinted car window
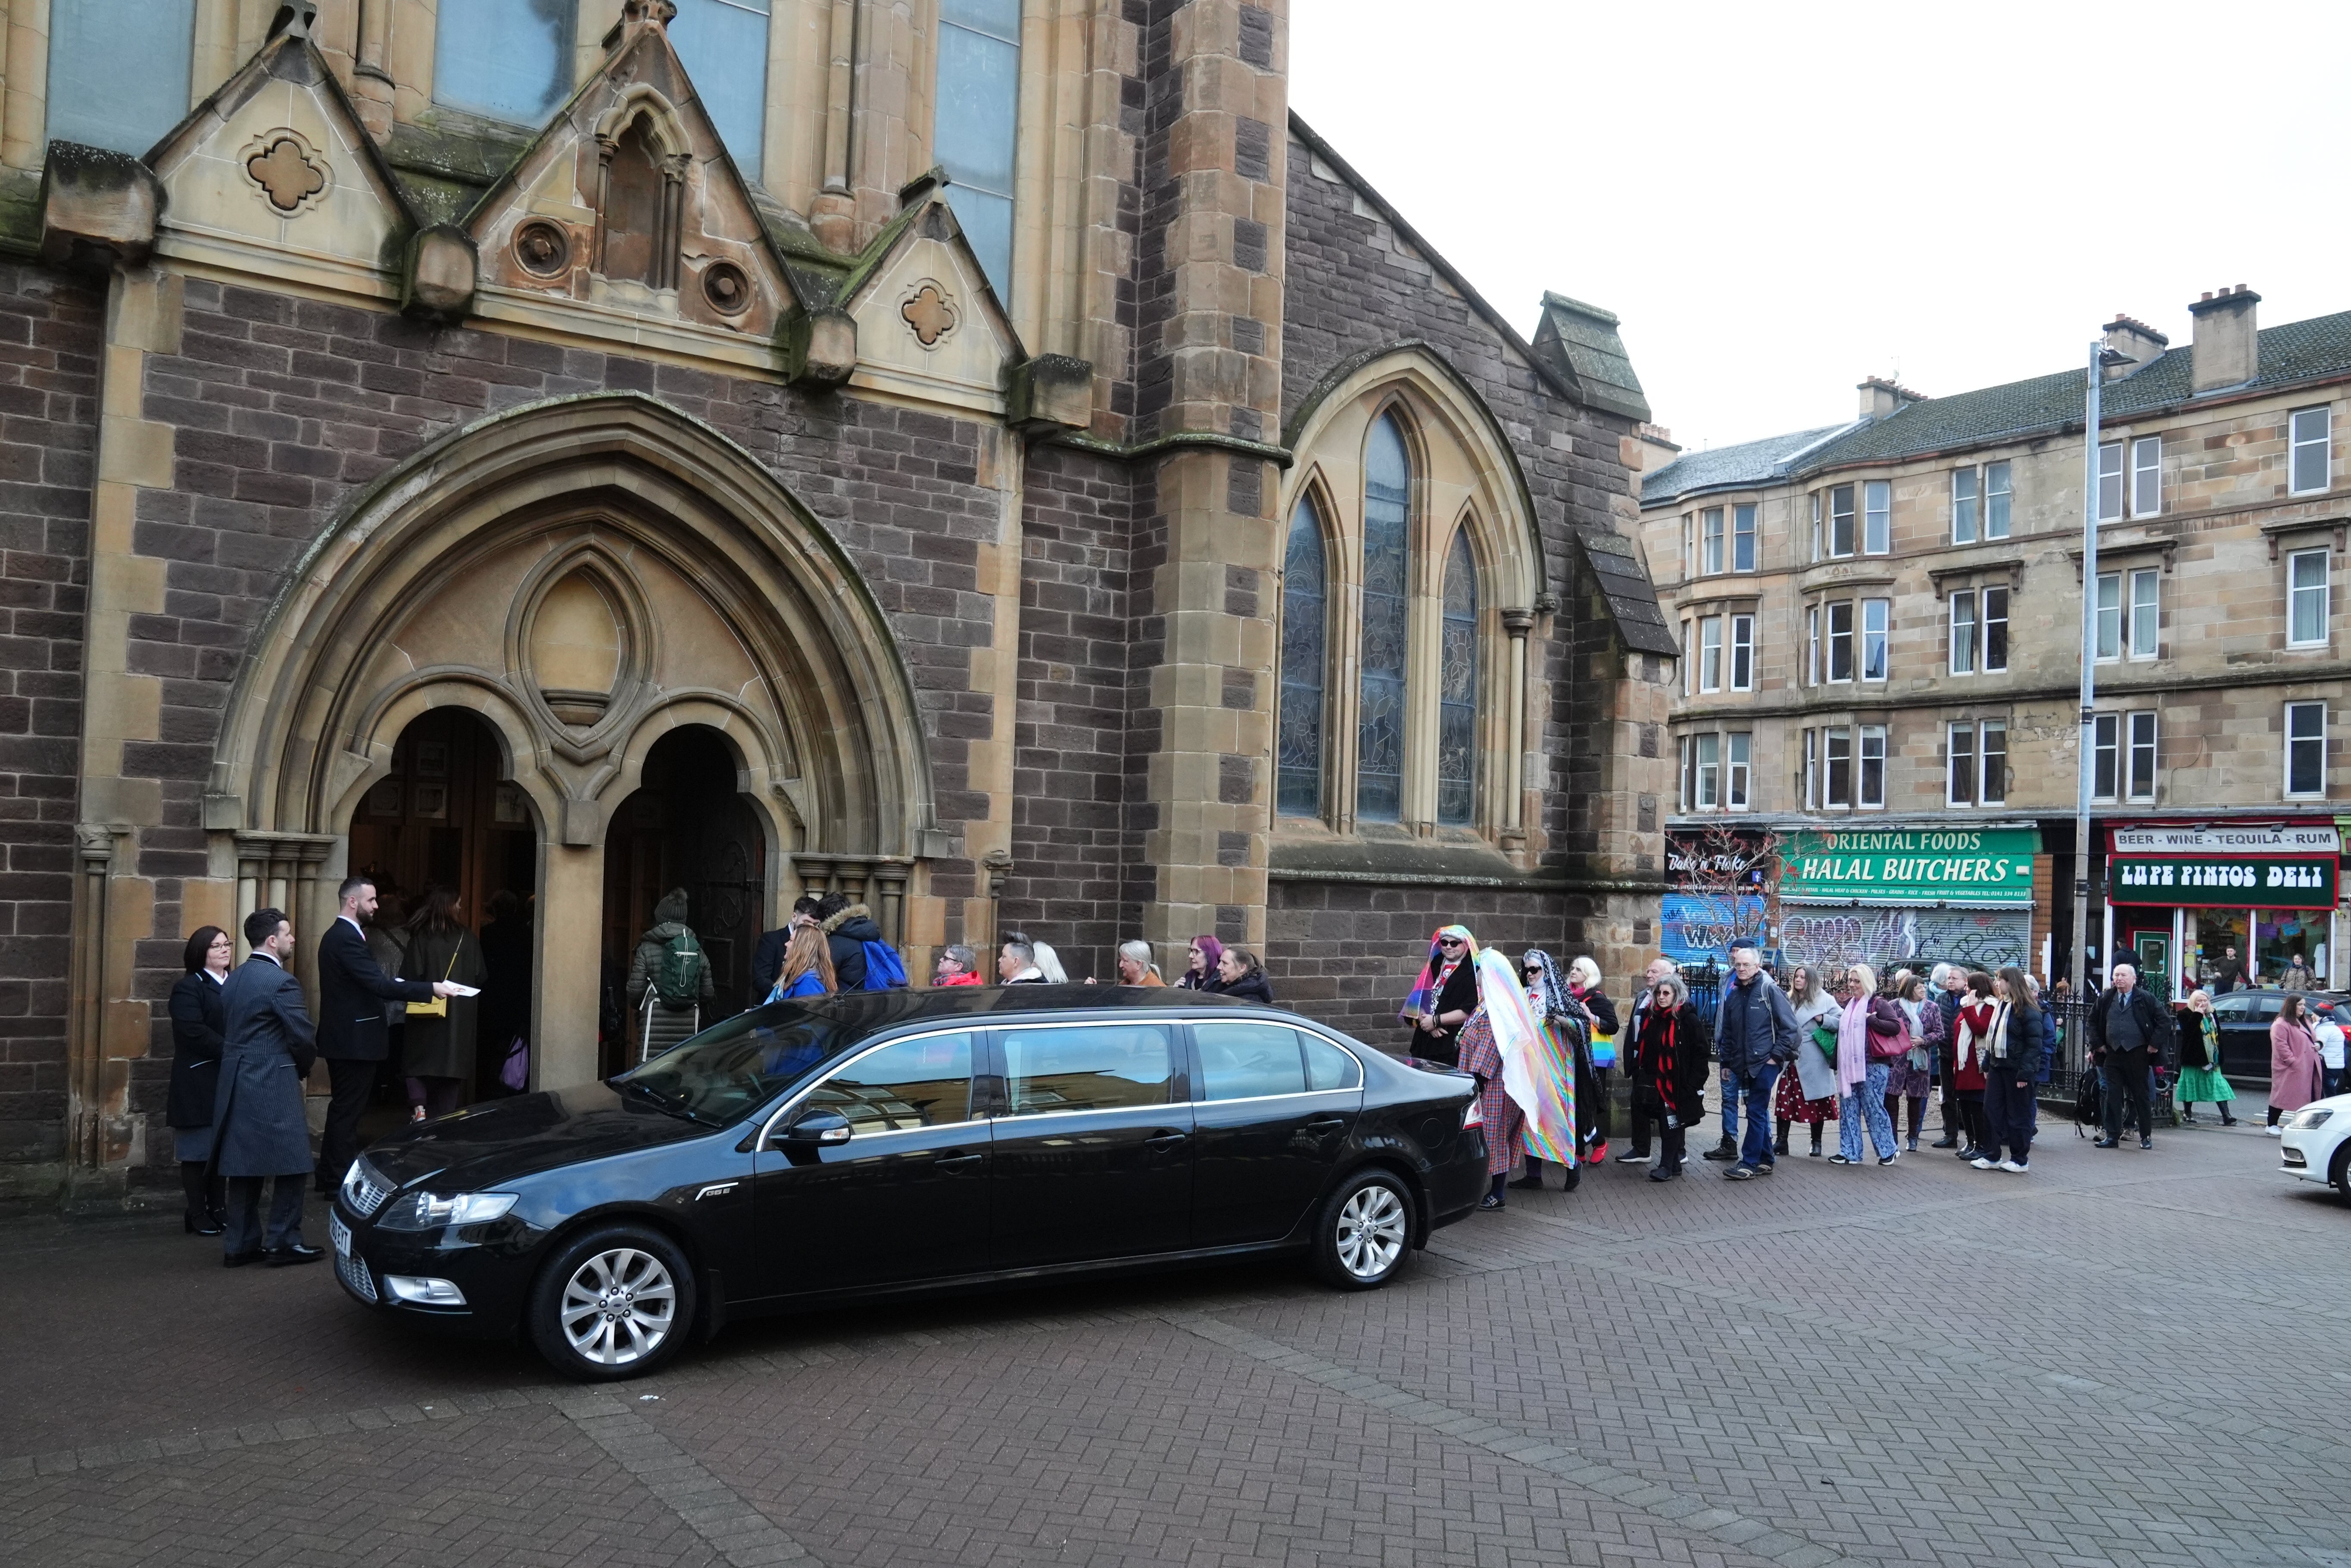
[621,1007,845,1125]
[805,1033,973,1133]
[2211,996,2251,1020]
[2254,996,2286,1021]
[1302,1034,1363,1091]
[1001,1024,1171,1114]
[1196,1022,1306,1100]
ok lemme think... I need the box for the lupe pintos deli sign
[1780,829,2036,907]
[2105,823,2340,908]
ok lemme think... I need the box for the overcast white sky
[1290,0,2351,454]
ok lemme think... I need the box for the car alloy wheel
[1314,1170,1412,1290]
[529,1224,697,1381]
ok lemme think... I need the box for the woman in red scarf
[1949,972,1995,1160]
[1627,972,1710,1181]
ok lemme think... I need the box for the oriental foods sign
[1780,829,2036,907]
[2108,855,2338,909]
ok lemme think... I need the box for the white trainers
[1970,1156,1996,1170]
[2264,1125,2283,1136]
[1998,1160,2028,1173]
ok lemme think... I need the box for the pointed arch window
[1357,415,1411,822]
[1437,528,1479,826]
[1278,495,1328,817]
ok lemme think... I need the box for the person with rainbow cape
[1434,928,1550,1210]
[1508,950,1596,1193]
[1400,924,1482,1067]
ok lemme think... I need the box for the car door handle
[1303,1117,1346,1133]
[935,1152,984,1172]
[1144,1130,1188,1148]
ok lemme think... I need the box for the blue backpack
[859,940,910,990]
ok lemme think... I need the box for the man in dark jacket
[316,875,450,1194]
[1712,942,1798,1179]
[213,908,325,1266]
[748,895,822,1008]
[816,892,902,992]
[2089,961,2171,1149]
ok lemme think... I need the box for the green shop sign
[2108,855,2338,909]
[1780,828,2037,907]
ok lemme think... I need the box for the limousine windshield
[617,1003,848,1126]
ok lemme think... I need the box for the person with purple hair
[1175,935,1226,991]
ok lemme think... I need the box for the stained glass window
[1357,416,1410,821]
[1437,528,1478,825]
[1277,496,1327,816]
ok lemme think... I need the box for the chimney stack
[2188,284,2261,392]
[1857,376,1921,420]
[2100,314,2168,380]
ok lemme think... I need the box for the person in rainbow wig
[1401,924,1481,1067]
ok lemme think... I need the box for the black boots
[1773,1117,1791,1157]
[181,1160,225,1236]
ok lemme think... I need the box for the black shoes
[1647,1164,1682,1182]
[185,1210,225,1237]
[1930,1136,1959,1149]
[223,1249,263,1268]
[1701,1140,1737,1162]
[266,1241,325,1266]
[1477,1194,1505,1210]
[2139,1138,2153,1151]
[1773,1138,1790,1157]
[2221,1115,2239,1126]
[1507,1175,1545,1191]
[2093,1137,2119,1148]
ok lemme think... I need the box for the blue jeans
[1734,1065,1780,1169]
[1719,1068,1739,1144]
[1840,1061,1899,1160]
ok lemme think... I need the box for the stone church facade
[0,0,1672,1204]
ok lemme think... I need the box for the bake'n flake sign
[1779,828,2036,907]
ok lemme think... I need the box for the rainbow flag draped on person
[1400,924,1473,1020]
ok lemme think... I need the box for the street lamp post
[2071,342,2135,1009]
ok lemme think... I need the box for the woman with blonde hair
[769,923,838,1001]
[2176,989,2238,1126]
[1830,961,1903,1165]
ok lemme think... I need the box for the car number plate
[330,1212,351,1259]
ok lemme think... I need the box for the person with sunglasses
[1508,950,1600,1193]
[1402,925,1480,1067]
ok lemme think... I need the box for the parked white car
[2279,1093,2351,1203]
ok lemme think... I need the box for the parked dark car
[330,986,1487,1379]
[2208,989,2350,1082]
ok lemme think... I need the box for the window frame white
[1829,485,1856,558]
[1702,507,1725,575]
[1729,613,1755,692]
[1949,589,1977,675]
[1980,720,2008,805]
[2095,572,2123,662]
[1694,730,1721,809]
[1947,721,1977,806]
[1983,586,2009,672]
[1826,600,1854,683]
[2092,712,2120,802]
[2097,440,2125,523]
[1863,479,1892,555]
[2127,709,2158,802]
[2128,567,2160,660]
[2131,435,2161,517]
[1726,731,1751,809]
[1824,725,1852,808]
[1681,513,1696,579]
[1861,597,1890,682]
[2286,700,2329,799]
[1951,467,1978,545]
[1698,614,1724,693]
[1681,618,1693,696]
[1805,605,1820,686]
[1732,504,1758,572]
[1802,727,1819,809]
[2291,407,2332,497]
[1858,724,1886,809]
[1985,460,2012,539]
[2289,547,2331,649]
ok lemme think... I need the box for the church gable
[461,1,798,370]
[836,193,1022,417]
[143,19,416,299]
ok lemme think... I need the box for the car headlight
[374,1190,519,1231]
[2288,1107,2335,1130]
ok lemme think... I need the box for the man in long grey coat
[212,907,324,1266]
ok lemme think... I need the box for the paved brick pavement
[3,1114,2346,1568]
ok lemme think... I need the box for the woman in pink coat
[2268,994,2327,1134]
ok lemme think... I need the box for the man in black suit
[213,908,324,1266]
[317,874,455,1193]
[746,895,822,1008]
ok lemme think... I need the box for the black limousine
[331,987,1489,1379]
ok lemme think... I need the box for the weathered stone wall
[0,263,100,1184]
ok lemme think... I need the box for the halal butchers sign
[2105,822,2342,908]
[1779,828,2036,907]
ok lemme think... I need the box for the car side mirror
[778,1108,852,1148]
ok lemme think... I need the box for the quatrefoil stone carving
[901,283,958,348]
[246,136,327,213]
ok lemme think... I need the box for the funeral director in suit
[212,907,325,1265]
[316,874,459,1194]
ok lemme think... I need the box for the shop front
[1777,826,2039,978]
[1663,827,1772,964]
[2106,822,2342,997]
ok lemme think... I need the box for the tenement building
[1642,289,2351,1002]
[0,1,1674,1202]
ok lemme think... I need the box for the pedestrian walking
[1626,971,1710,1181]
[398,887,488,1121]
[1927,963,1969,1148]
[748,895,823,1009]
[1450,937,1543,1210]
[315,875,447,1195]
[168,926,233,1236]
[1175,935,1225,990]
[2175,990,2239,1125]
[1113,940,1166,986]
[2316,1005,2346,1100]
[1713,942,1796,1180]
[2281,955,2315,992]
[1775,964,1841,1157]
[932,943,983,987]
[2268,994,2326,1134]
[998,933,1050,985]
[1886,970,1936,1151]
[1949,972,1995,1160]
[2089,962,2170,1149]
[1977,967,2043,1173]
[1829,963,1902,1165]
[212,908,324,1267]
[1509,950,1596,1193]
[627,888,715,1059]
[816,891,910,990]
[1614,955,1680,1165]
[769,924,838,999]
[1403,925,1481,1067]
[1217,947,1275,1003]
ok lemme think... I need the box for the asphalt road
[3,1108,2344,1568]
